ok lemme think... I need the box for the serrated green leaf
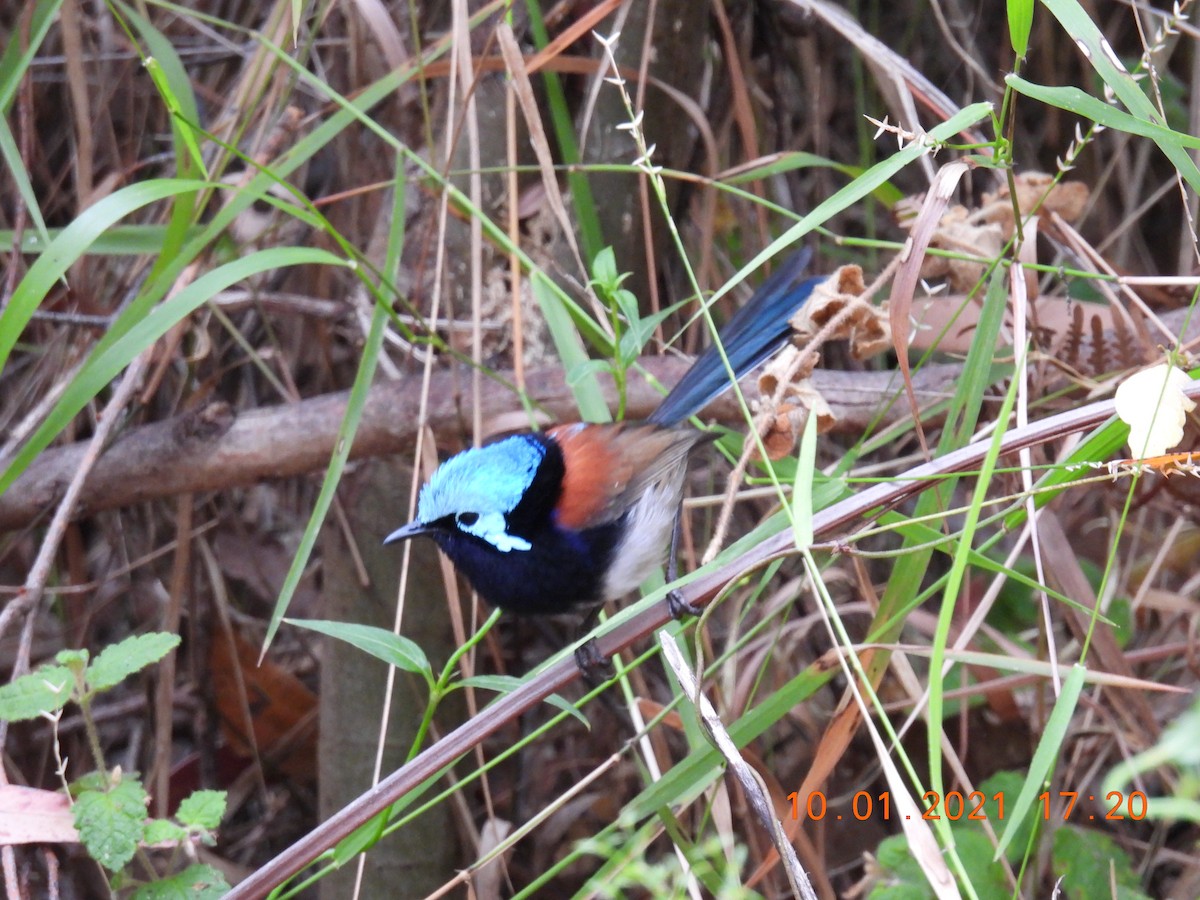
[285,619,431,680]
[143,818,187,844]
[175,790,226,830]
[0,665,74,721]
[1052,825,1149,898]
[131,864,229,900]
[868,834,929,898]
[70,771,110,795]
[86,633,181,692]
[55,648,89,669]
[73,778,148,872]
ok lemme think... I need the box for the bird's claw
[574,638,613,681]
[667,589,702,619]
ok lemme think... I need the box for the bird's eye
[456,512,479,527]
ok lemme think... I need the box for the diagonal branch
[223,378,1200,900]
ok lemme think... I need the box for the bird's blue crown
[417,435,546,524]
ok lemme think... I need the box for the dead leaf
[0,785,79,845]
[789,265,890,360]
[982,171,1089,236]
[210,630,318,781]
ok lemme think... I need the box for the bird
[384,249,821,657]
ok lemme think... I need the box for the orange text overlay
[787,790,1149,823]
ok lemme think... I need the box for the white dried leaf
[1113,363,1196,458]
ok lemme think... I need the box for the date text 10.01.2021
[787,790,1149,822]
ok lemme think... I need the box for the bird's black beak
[383,521,431,545]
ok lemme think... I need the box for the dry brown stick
[0,349,152,713]
[0,360,959,533]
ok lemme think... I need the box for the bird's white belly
[600,478,684,602]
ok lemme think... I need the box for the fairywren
[385,250,819,644]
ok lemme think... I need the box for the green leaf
[0,225,201,255]
[617,305,676,366]
[0,0,58,246]
[533,275,612,423]
[792,410,818,548]
[115,0,205,176]
[868,834,932,898]
[1006,76,1200,150]
[86,633,181,692]
[130,864,230,900]
[567,358,614,390]
[591,246,618,286]
[995,663,1086,859]
[1007,0,1034,58]
[175,790,227,830]
[55,648,89,670]
[947,827,1010,897]
[1052,826,1149,898]
[725,151,904,204]
[0,245,345,500]
[144,57,206,176]
[0,178,209,376]
[980,771,1039,863]
[0,665,74,721]
[1034,0,1200,195]
[263,295,388,651]
[73,777,148,872]
[286,619,432,680]
[333,808,389,864]
[611,287,639,325]
[143,818,187,844]
[729,102,994,312]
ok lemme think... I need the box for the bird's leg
[573,605,614,679]
[665,508,702,618]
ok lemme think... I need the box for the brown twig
[0,350,152,733]
[0,360,961,533]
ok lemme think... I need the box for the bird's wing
[548,423,702,530]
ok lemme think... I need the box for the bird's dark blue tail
[648,248,820,427]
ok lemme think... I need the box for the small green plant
[0,633,229,898]
[580,245,678,420]
[573,810,760,900]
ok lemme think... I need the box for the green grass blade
[0,246,346,497]
[0,179,211,375]
[994,664,1086,859]
[1037,0,1200,193]
[1007,0,1034,58]
[263,298,388,647]
[0,116,50,246]
[0,0,61,112]
[264,163,407,650]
